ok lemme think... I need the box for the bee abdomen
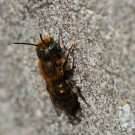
[54,91,79,113]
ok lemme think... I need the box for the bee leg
[72,85,90,108]
[57,28,63,47]
[63,44,75,69]
[57,28,68,56]
[65,79,90,108]
[65,82,89,114]
[63,44,76,79]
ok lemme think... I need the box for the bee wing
[48,91,63,117]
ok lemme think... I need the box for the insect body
[14,34,79,116]
[36,35,64,82]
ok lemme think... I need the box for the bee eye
[48,43,55,50]
[37,48,45,58]
[37,46,51,58]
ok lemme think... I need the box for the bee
[14,33,79,116]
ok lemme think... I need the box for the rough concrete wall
[0,0,135,135]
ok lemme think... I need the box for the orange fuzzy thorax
[38,59,58,83]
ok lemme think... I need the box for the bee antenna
[14,42,38,46]
[40,34,46,44]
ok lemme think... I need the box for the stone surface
[0,0,135,135]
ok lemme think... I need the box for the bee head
[36,34,59,59]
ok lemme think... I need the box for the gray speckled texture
[0,0,135,135]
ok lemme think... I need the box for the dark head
[36,34,59,59]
